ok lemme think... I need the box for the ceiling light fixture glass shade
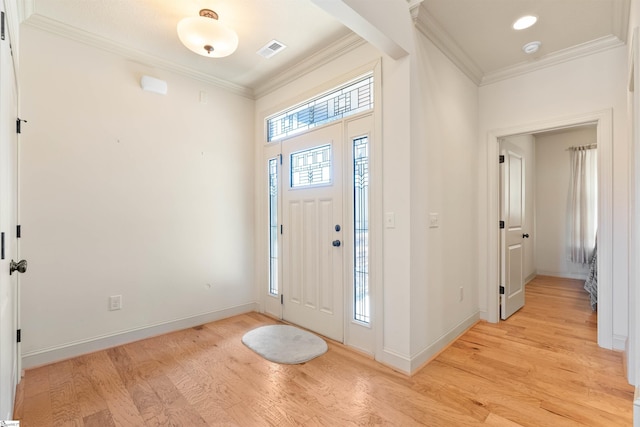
[177,9,238,58]
[513,15,537,30]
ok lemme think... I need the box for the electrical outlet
[459,287,464,302]
[109,295,122,311]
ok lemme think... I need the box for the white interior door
[281,123,343,341]
[0,3,19,418]
[500,141,526,320]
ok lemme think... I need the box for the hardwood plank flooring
[13,276,634,426]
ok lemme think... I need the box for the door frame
[485,109,613,350]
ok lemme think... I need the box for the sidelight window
[268,157,279,295]
[353,136,369,323]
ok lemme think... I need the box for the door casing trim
[484,109,613,350]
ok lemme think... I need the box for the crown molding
[19,0,35,23]
[252,32,367,99]
[413,7,483,85]
[23,13,255,99]
[413,2,628,87]
[481,35,625,86]
[613,0,630,43]
[23,12,367,101]
[407,0,423,22]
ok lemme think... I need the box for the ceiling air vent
[257,40,287,59]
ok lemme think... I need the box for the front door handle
[10,259,27,275]
[332,240,341,247]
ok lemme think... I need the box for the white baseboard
[634,387,640,427]
[524,272,537,285]
[378,347,412,374]
[536,270,588,280]
[21,302,258,369]
[409,311,480,374]
[613,334,627,352]
[478,309,494,322]
[376,312,480,375]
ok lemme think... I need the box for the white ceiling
[21,0,630,96]
[22,0,353,96]
[415,0,629,84]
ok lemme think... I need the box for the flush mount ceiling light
[513,15,537,30]
[177,9,238,58]
[522,41,541,54]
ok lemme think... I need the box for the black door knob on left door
[10,259,27,275]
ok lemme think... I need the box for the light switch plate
[429,213,439,228]
[385,212,395,228]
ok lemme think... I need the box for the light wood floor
[13,276,634,426]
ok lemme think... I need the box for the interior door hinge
[1,12,5,41]
[16,225,21,238]
[280,224,283,234]
[499,155,505,164]
[280,294,283,304]
[279,153,283,165]
[16,329,21,343]
[0,232,4,260]
[16,118,27,134]
[499,221,505,229]
[499,286,505,295]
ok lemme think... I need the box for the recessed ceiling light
[522,41,541,54]
[513,15,537,30]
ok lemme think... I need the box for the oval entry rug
[241,325,328,364]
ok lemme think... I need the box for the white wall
[500,134,535,282]
[410,31,480,364]
[19,26,256,367]
[19,3,481,376]
[535,127,596,279]
[628,0,640,395]
[478,45,629,348]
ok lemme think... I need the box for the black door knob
[332,240,341,247]
[10,259,27,275]
[523,233,530,238]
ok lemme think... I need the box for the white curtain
[568,145,598,264]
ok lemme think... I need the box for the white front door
[500,141,526,319]
[281,123,344,341]
[0,3,20,418]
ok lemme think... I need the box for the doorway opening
[498,125,598,321]
[260,62,381,357]
[487,109,613,349]
[262,113,376,350]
